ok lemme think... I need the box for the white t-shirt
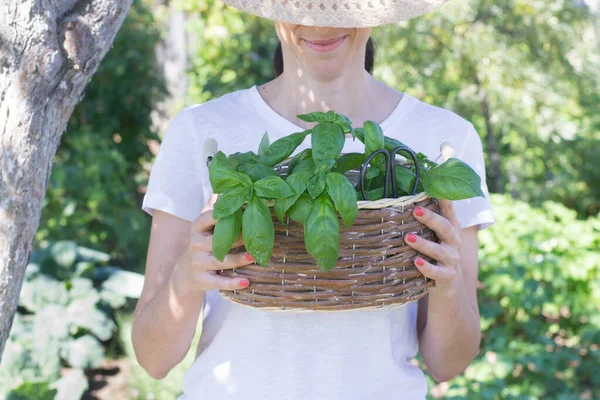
[142,85,495,399]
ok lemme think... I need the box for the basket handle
[359,149,391,200]
[359,146,421,200]
[389,146,420,197]
[204,138,219,167]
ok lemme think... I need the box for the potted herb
[208,111,483,273]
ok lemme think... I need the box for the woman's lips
[303,36,347,52]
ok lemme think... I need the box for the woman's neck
[257,68,403,130]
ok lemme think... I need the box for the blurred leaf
[7,381,57,400]
[63,335,104,370]
[52,369,89,400]
[76,246,110,263]
[32,306,68,381]
[19,274,69,313]
[67,290,115,341]
[100,269,144,299]
[47,241,78,279]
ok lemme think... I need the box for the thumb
[201,193,219,213]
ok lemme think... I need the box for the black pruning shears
[358,146,421,200]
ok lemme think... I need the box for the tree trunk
[0,0,133,361]
[150,1,190,136]
[478,88,503,193]
[472,74,503,194]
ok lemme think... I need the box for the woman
[132,0,496,398]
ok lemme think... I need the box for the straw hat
[221,0,451,28]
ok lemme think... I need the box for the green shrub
[0,241,144,399]
[426,194,600,399]
[176,0,277,103]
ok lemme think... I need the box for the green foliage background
[36,1,166,273]
[422,194,600,398]
[373,0,600,218]
[176,0,600,217]
[9,0,598,398]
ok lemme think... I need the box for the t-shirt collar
[248,84,413,136]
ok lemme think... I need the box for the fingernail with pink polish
[246,253,255,262]
[415,257,425,267]
[406,233,417,243]
[239,279,249,288]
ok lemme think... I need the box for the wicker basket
[217,157,440,311]
[220,193,438,311]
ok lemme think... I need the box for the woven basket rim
[357,191,431,209]
[217,290,423,313]
[263,191,432,210]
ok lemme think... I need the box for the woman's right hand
[177,194,254,291]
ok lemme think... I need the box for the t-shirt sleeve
[141,107,206,222]
[452,123,496,231]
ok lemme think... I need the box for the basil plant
[208,111,483,272]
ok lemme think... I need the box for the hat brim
[221,0,450,28]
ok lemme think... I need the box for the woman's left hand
[404,199,464,297]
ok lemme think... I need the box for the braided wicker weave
[218,189,439,311]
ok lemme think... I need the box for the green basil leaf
[333,120,353,136]
[330,112,354,137]
[209,151,244,194]
[228,151,259,170]
[288,193,313,224]
[339,123,355,139]
[258,132,270,157]
[239,171,254,188]
[366,171,386,193]
[324,110,338,122]
[315,158,336,175]
[274,171,312,222]
[332,112,352,125]
[297,112,327,123]
[238,163,278,182]
[333,153,365,174]
[307,174,326,199]
[364,120,385,157]
[293,158,315,174]
[366,166,380,180]
[305,194,340,272]
[254,176,295,199]
[363,121,389,176]
[384,136,407,153]
[212,186,252,219]
[242,194,274,266]
[417,153,438,170]
[423,160,438,169]
[325,172,358,229]
[213,209,242,262]
[259,130,310,166]
[288,149,312,175]
[354,128,407,153]
[354,127,365,142]
[395,164,418,195]
[312,122,344,164]
[361,187,385,201]
[421,158,484,200]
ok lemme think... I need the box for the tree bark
[478,88,503,193]
[472,74,503,194]
[150,1,190,136]
[0,0,133,361]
